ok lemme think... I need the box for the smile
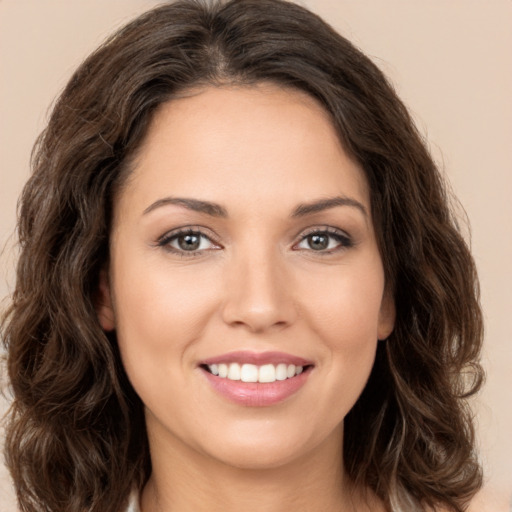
[204,362,304,383]
[199,351,314,406]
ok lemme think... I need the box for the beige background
[1,1,511,510]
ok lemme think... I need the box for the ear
[377,287,395,341]
[96,268,116,331]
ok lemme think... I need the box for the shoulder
[428,487,511,512]
[464,486,512,512]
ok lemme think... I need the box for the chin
[197,421,337,471]
[209,442,309,471]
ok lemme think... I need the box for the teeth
[240,364,258,383]
[206,362,305,383]
[259,364,276,383]
[227,363,241,381]
[276,363,287,381]
[218,364,228,378]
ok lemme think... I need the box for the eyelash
[294,227,353,254]
[156,226,353,257]
[157,227,221,257]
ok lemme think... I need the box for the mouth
[198,351,314,406]
[200,362,312,383]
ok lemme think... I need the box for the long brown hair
[2,1,483,511]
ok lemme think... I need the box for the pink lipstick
[199,351,313,407]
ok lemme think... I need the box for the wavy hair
[2,1,483,511]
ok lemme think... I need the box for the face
[98,84,394,470]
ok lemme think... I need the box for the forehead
[118,84,370,218]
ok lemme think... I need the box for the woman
[1,0,484,511]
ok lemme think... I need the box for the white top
[126,490,140,512]
[124,490,512,512]
[124,488,419,511]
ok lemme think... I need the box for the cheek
[299,263,384,408]
[302,262,386,348]
[114,261,217,339]
[111,259,221,390]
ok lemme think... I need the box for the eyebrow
[143,197,228,217]
[143,195,367,218]
[291,196,368,218]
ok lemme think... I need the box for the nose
[221,247,297,333]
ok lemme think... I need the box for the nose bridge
[221,241,295,332]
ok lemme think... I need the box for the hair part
[2,1,483,511]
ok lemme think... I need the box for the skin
[98,84,395,512]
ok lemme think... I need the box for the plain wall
[1,1,511,510]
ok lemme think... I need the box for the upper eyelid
[157,226,221,245]
[294,225,351,241]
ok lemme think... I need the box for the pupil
[309,234,328,250]
[179,234,200,251]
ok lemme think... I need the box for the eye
[157,228,220,255]
[295,228,352,253]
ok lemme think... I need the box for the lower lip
[200,367,311,407]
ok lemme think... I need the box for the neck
[140,421,382,512]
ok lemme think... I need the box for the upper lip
[200,351,314,367]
